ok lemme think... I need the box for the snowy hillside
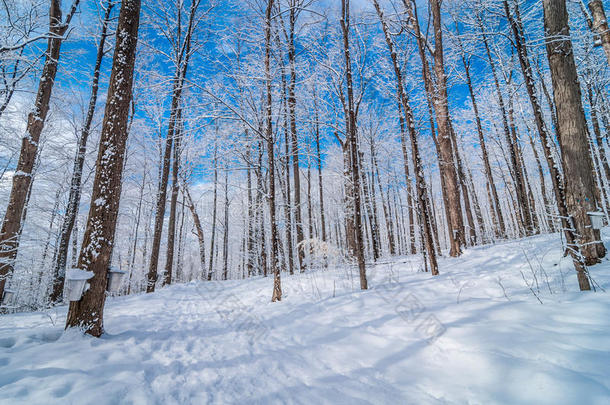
[1,231,610,405]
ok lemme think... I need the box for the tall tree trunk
[183,183,205,279]
[222,168,229,280]
[367,142,382,255]
[397,102,417,254]
[374,153,395,255]
[50,1,114,303]
[286,3,305,273]
[342,142,356,257]
[589,0,610,66]
[0,0,80,300]
[65,0,141,336]
[246,142,255,277]
[477,14,531,237]
[404,0,464,256]
[465,161,486,241]
[145,0,198,292]
[163,110,182,286]
[526,132,553,232]
[543,0,605,290]
[374,0,437,273]
[450,125,477,244]
[341,0,367,289]
[588,85,610,188]
[175,193,186,282]
[360,151,379,260]
[281,72,295,275]
[505,0,570,235]
[208,143,218,280]
[313,86,327,242]
[306,149,314,244]
[458,29,506,239]
[265,0,282,301]
[127,169,147,294]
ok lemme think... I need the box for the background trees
[0,0,608,313]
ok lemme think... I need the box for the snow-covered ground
[1,232,610,404]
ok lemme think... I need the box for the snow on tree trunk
[589,0,610,66]
[50,0,114,304]
[0,0,80,301]
[65,0,141,336]
[543,0,606,290]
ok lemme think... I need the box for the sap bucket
[107,267,127,293]
[65,268,94,301]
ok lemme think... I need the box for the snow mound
[1,232,610,404]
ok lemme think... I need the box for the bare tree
[50,0,115,304]
[341,0,367,289]
[372,0,438,274]
[589,0,610,65]
[0,0,80,301]
[146,0,200,292]
[543,0,606,290]
[65,0,141,336]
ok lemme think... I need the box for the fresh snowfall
[1,0,610,404]
[1,231,609,404]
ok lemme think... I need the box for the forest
[0,0,609,402]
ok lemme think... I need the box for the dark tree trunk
[478,14,531,237]
[183,183,206,278]
[374,0,437,273]
[313,87,327,242]
[65,0,141,336]
[450,125,477,244]
[222,169,229,280]
[265,0,282,301]
[458,40,505,237]
[544,0,606,289]
[286,3,305,273]
[163,110,182,286]
[50,1,114,303]
[208,143,218,281]
[397,102,417,254]
[0,0,80,300]
[403,0,464,257]
[341,0,367,289]
[589,0,610,66]
[281,71,295,275]
[145,0,198,292]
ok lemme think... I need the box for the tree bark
[163,109,182,286]
[341,0,367,289]
[477,14,531,236]
[183,182,206,278]
[145,0,198,292]
[265,0,282,301]
[50,1,114,303]
[208,143,218,280]
[374,0,437,273]
[458,40,506,238]
[0,0,80,300]
[397,102,417,254]
[222,168,229,280]
[286,2,305,273]
[403,0,464,256]
[313,86,327,242]
[65,0,141,336]
[589,0,610,66]
[544,0,605,289]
